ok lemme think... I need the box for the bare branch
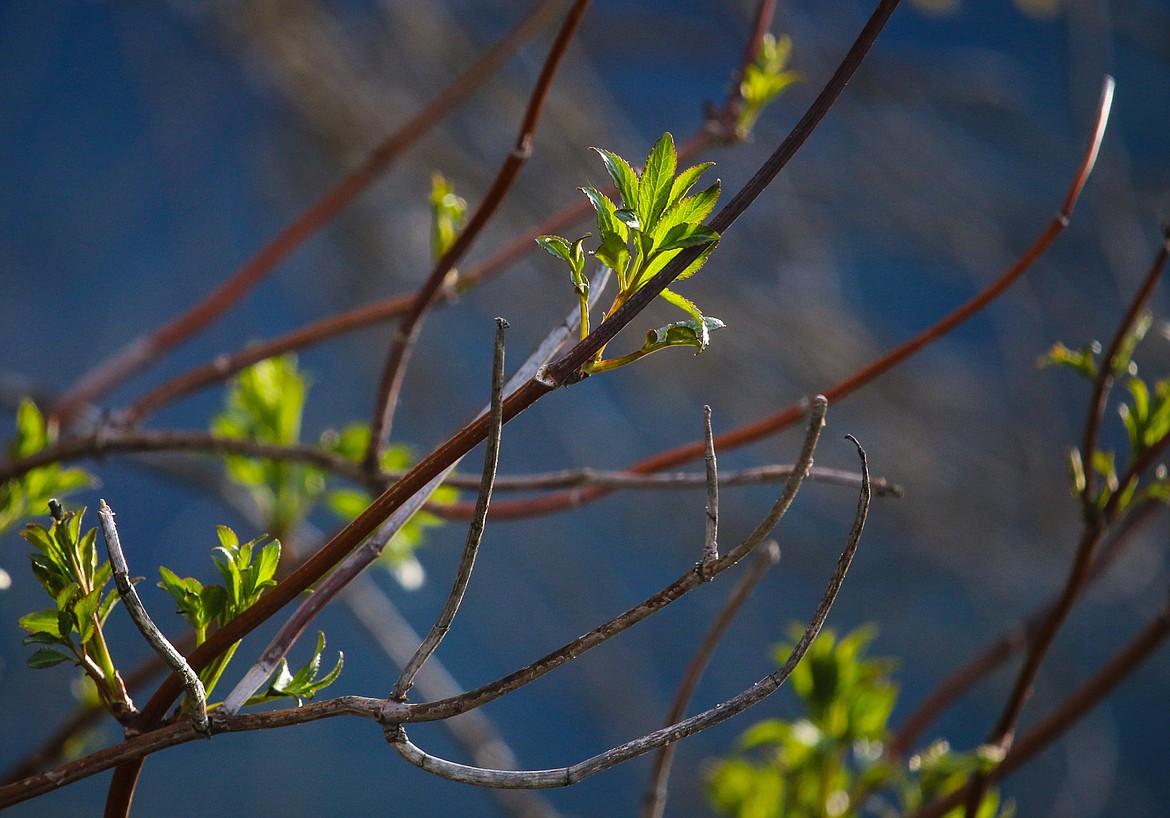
[391,398,828,725]
[220,276,608,715]
[97,501,207,736]
[699,405,720,577]
[49,0,567,424]
[386,435,868,787]
[392,318,508,700]
[907,598,1170,818]
[641,542,780,818]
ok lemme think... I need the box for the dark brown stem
[475,67,1114,522]
[49,0,566,427]
[1081,222,1170,519]
[363,0,592,467]
[906,600,1170,818]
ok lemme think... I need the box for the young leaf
[668,162,714,205]
[637,132,677,230]
[644,316,726,355]
[591,147,639,208]
[27,647,74,669]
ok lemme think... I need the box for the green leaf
[535,234,572,264]
[637,132,677,230]
[644,316,726,355]
[653,222,720,255]
[19,608,63,637]
[668,162,714,206]
[1037,341,1100,381]
[591,147,640,209]
[659,287,704,321]
[429,172,467,263]
[653,181,721,242]
[27,647,74,669]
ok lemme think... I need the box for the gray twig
[698,405,719,578]
[641,541,780,818]
[386,433,869,786]
[97,500,209,737]
[392,318,508,700]
[390,397,829,725]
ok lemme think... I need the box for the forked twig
[640,542,780,818]
[392,319,508,700]
[388,398,828,725]
[386,435,869,787]
[907,596,1170,818]
[96,501,207,736]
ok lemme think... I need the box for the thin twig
[387,398,828,725]
[343,575,563,818]
[386,435,868,786]
[392,318,508,700]
[0,427,897,502]
[97,501,208,736]
[49,0,566,424]
[364,0,593,466]
[699,405,720,577]
[640,542,780,818]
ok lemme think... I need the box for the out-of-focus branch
[364,0,593,466]
[640,542,780,818]
[48,0,567,425]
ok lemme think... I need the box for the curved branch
[387,436,869,787]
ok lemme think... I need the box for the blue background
[2,1,1170,816]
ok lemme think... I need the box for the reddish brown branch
[1082,223,1170,518]
[49,0,567,425]
[363,0,593,466]
[906,600,1170,818]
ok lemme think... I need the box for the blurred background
[2,0,1170,815]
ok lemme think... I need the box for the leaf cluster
[707,625,1012,818]
[537,133,725,374]
[1,399,92,535]
[737,34,800,138]
[17,506,128,711]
